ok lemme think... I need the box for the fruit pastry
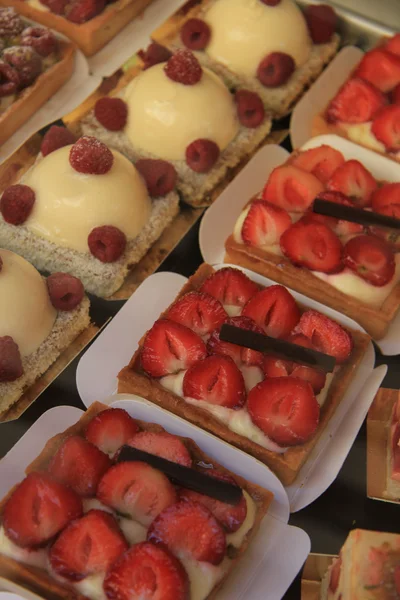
[0,7,74,145]
[0,0,153,56]
[0,402,273,600]
[117,264,370,485]
[225,143,400,339]
[78,48,273,207]
[152,0,340,118]
[314,33,400,162]
[318,529,400,599]
[384,394,400,501]
[0,247,89,416]
[0,129,180,297]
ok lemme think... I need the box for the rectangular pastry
[0,401,273,600]
[117,263,371,485]
[385,395,400,500]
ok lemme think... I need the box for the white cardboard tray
[76,266,386,512]
[199,133,400,355]
[0,403,310,600]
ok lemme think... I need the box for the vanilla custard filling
[0,249,56,356]
[124,63,239,161]
[22,146,152,254]
[0,527,48,569]
[27,0,50,11]
[204,0,312,77]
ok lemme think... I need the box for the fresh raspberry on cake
[21,27,57,57]
[207,315,264,367]
[1,184,35,225]
[343,234,395,287]
[94,97,128,131]
[88,225,127,263]
[85,407,139,456]
[186,138,220,173]
[135,158,177,196]
[241,200,291,248]
[0,61,19,97]
[199,267,259,310]
[0,336,23,382]
[140,319,207,378]
[138,42,172,70]
[262,165,324,212]
[46,272,84,311]
[126,431,192,467]
[166,291,227,336]
[164,49,202,85]
[371,105,400,152]
[69,136,113,175]
[0,8,24,37]
[242,285,300,338]
[65,0,105,23]
[41,125,76,157]
[257,52,295,87]
[289,145,345,184]
[327,160,377,207]
[326,78,386,124]
[354,49,400,93]
[180,18,211,51]
[385,33,400,58]
[304,4,337,44]
[235,90,265,128]
[307,191,363,236]
[294,310,353,363]
[3,46,42,88]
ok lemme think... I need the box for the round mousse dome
[124,62,239,161]
[204,0,312,77]
[0,249,56,357]
[23,146,152,254]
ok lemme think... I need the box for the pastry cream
[23,146,151,254]
[204,0,312,77]
[0,249,56,357]
[124,63,239,161]
[0,526,47,569]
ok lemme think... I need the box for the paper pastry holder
[301,553,336,600]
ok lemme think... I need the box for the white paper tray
[76,266,386,511]
[199,133,400,355]
[0,403,310,600]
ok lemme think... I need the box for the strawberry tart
[384,394,400,501]
[153,0,340,118]
[79,48,273,207]
[117,264,370,485]
[0,130,179,297]
[0,402,273,600]
[224,143,400,339]
[0,248,89,416]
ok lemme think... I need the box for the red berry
[372,182,400,215]
[207,315,264,367]
[0,8,24,37]
[260,0,281,4]
[0,60,19,97]
[385,33,400,58]
[85,407,139,457]
[166,291,227,336]
[21,26,57,57]
[199,267,259,308]
[180,18,211,50]
[289,145,345,184]
[326,78,386,124]
[294,310,353,363]
[38,0,68,15]
[392,83,400,104]
[257,52,295,87]
[126,431,192,467]
[262,165,324,212]
[242,285,301,339]
[70,136,113,175]
[241,200,291,247]
[138,42,172,70]
[46,272,84,311]
[343,234,395,287]
[94,97,128,132]
[3,46,42,89]
[164,49,202,85]
[135,158,177,196]
[0,184,35,225]
[304,5,337,44]
[327,159,377,207]
[65,0,105,23]
[185,138,220,173]
[88,225,126,263]
[235,89,265,128]
[41,125,76,157]
[0,336,23,383]
[371,105,400,152]
[354,48,400,94]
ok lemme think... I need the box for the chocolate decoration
[313,198,400,230]
[117,446,244,505]
[219,324,336,373]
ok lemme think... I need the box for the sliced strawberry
[294,310,353,363]
[147,500,226,565]
[262,165,324,212]
[48,435,111,497]
[247,377,320,446]
[307,191,364,236]
[326,160,377,207]
[3,472,82,548]
[97,461,177,527]
[242,285,300,338]
[372,183,400,215]
[343,234,395,287]
[326,78,386,124]
[385,33,400,57]
[182,355,246,409]
[85,408,139,457]
[391,421,400,481]
[354,48,400,93]
[207,315,264,367]
[49,510,128,581]
[104,542,189,600]
[392,83,400,104]
[166,291,227,337]
[289,145,345,184]
[199,267,259,309]
[241,200,291,248]
[140,319,207,378]
[329,555,342,593]
[371,105,400,152]
[126,431,192,467]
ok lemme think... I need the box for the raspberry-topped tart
[0,402,273,600]
[118,264,370,485]
[0,130,179,297]
[153,0,340,118]
[80,49,272,207]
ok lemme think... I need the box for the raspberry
[235,90,265,128]
[138,42,172,70]
[0,61,19,97]
[0,336,23,383]
[305,5,337,44]
[47,273,84,311]
[21,27,58,57]
[135,159,177,197]
[180,18,211,51]
[260,0,281,4]
[69,137,113,175]
[164,49,202,85]
[88,226,126,263]
[40,0,68,15]
[185,139,219,173]
[3,46,42,89]
[257,52,295,87]
[94,97,128,131]
[0,184,35,225]
[41,125,77,157]
[65,0,105,23]
[0,8,24,38]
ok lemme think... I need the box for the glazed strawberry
[138,42,172,70]
[247,377,320,446]
[147,500,226,565]
[207,315,264,367]
[3,472,82,548]
[257,52,295,87]
[343,234,395,287]
[65,0,105,23]
[186,138,220,173]
[0,336,23,382]
[199,267,259,310]
[126,431,192,467]
[304,4,337,44]
[241,200,291,248]
[393,83,400,104]
[307,191,363,236]
[262,165,324,212]
[48,435,111,497]
[294,310,353,363]
[46,272,84,311]
[135,159,177,196]
[235,90,265,128]
[88,225,126,263]
[166,291,227,337]
[180,18,211,51]
[41,125,76,157]
[70,136,113,175]
[94,97,128,132]
[385,34,400,58]
[85,407,139,456]
[164,49,202,85]
[97,462,177,526]
[372,183,400,216]
[327,160,377,207]
[104,542,189,600]
[371,105,400,152]
[183,355,246,409]
[140,319,206,378]
[289,145,345,184]
[326,78,386,124]
[354,49,400,93]
[242,285,300,338]
[1,184,35,225]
